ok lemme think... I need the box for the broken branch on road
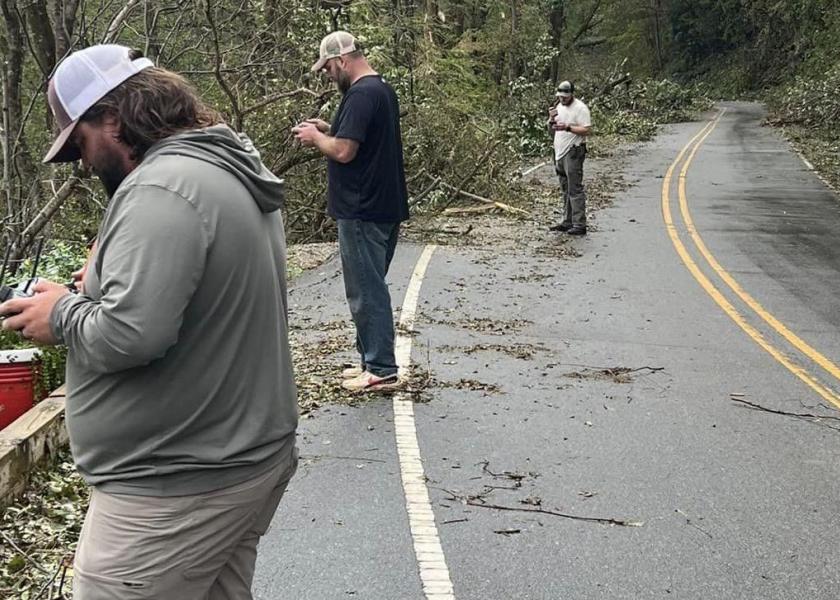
[730,396,840,430]
[458,495,643,528]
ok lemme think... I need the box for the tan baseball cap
[311,31,358,72]
[44,44,154,163]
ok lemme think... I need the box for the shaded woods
[0,0,836,270]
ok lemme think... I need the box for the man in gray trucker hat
[294,31,410,393]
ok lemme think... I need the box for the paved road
[254,102,840,599]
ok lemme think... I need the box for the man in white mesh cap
[1,44,298,599]
[294,31,410,392]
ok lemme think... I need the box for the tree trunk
[650,0,664,73]
[47,0,79,61]
[0,0,26,225]
[23,1,55,77]
[549,1,566,83]
[507,0,520,82]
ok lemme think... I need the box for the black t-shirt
[327,75,409,222]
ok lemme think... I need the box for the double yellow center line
[661,110,840,407]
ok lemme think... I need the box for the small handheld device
[0,276,40,303]
[0,239,76,310]
[0,239,44,304]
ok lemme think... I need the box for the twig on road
[466,499,644,527]
[731,397,840,430]
[479,461,536,487]
[675,509,713,539]
[300,454,387,464]
[438,488,643,527]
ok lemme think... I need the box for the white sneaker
[341,366,364,379]
[341,371,404,392]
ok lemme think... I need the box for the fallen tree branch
[730,397,840,422]
[442,205,496,216]
[409,174,442,207]
[434,178,530,216]
[459,496,643,527]
[420,225,473,236]
[440,140,502,209]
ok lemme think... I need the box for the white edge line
[790,142,838,196]
[393,245,456,599]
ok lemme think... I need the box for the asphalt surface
[254,102,840,599]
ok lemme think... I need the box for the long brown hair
[81,52,222,161]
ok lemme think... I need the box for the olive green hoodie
[51,125,298,496]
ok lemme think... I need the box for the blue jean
[337,219,400,377]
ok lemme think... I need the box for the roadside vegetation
[766,65,840,190]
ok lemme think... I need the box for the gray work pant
[555,144,587,227]
[337,219,400,378]
[73,458,297,600]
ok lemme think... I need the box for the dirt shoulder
[401,145,631,254]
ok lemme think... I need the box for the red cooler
[0,348,40,430]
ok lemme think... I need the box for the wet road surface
[254,102,840,600]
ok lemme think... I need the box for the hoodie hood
[144,125,284,213]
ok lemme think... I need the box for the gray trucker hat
[311,31,358,72]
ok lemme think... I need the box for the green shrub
[590,107,658,141]
[17,240,87,284]
[769,65,840,128]
[587,78,710,143]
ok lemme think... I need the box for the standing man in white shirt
[548,80,592,235]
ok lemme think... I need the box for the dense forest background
[0,0,837,274]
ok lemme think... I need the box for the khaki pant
[73,460,297,600]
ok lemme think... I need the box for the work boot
[549,222,572,232]
[567,225,587,236]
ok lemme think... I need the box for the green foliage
[0,450,87,598]
[625,79,711,123]
[0,328,34,351]
[769,65,840,129]
[34,348,67,400]
[507,76,555,157]
[767,63,840,191]
[589,78,710,142]
[17,241,88,285]
[591,108,657,142]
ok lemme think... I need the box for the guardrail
[0,386,67,508]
